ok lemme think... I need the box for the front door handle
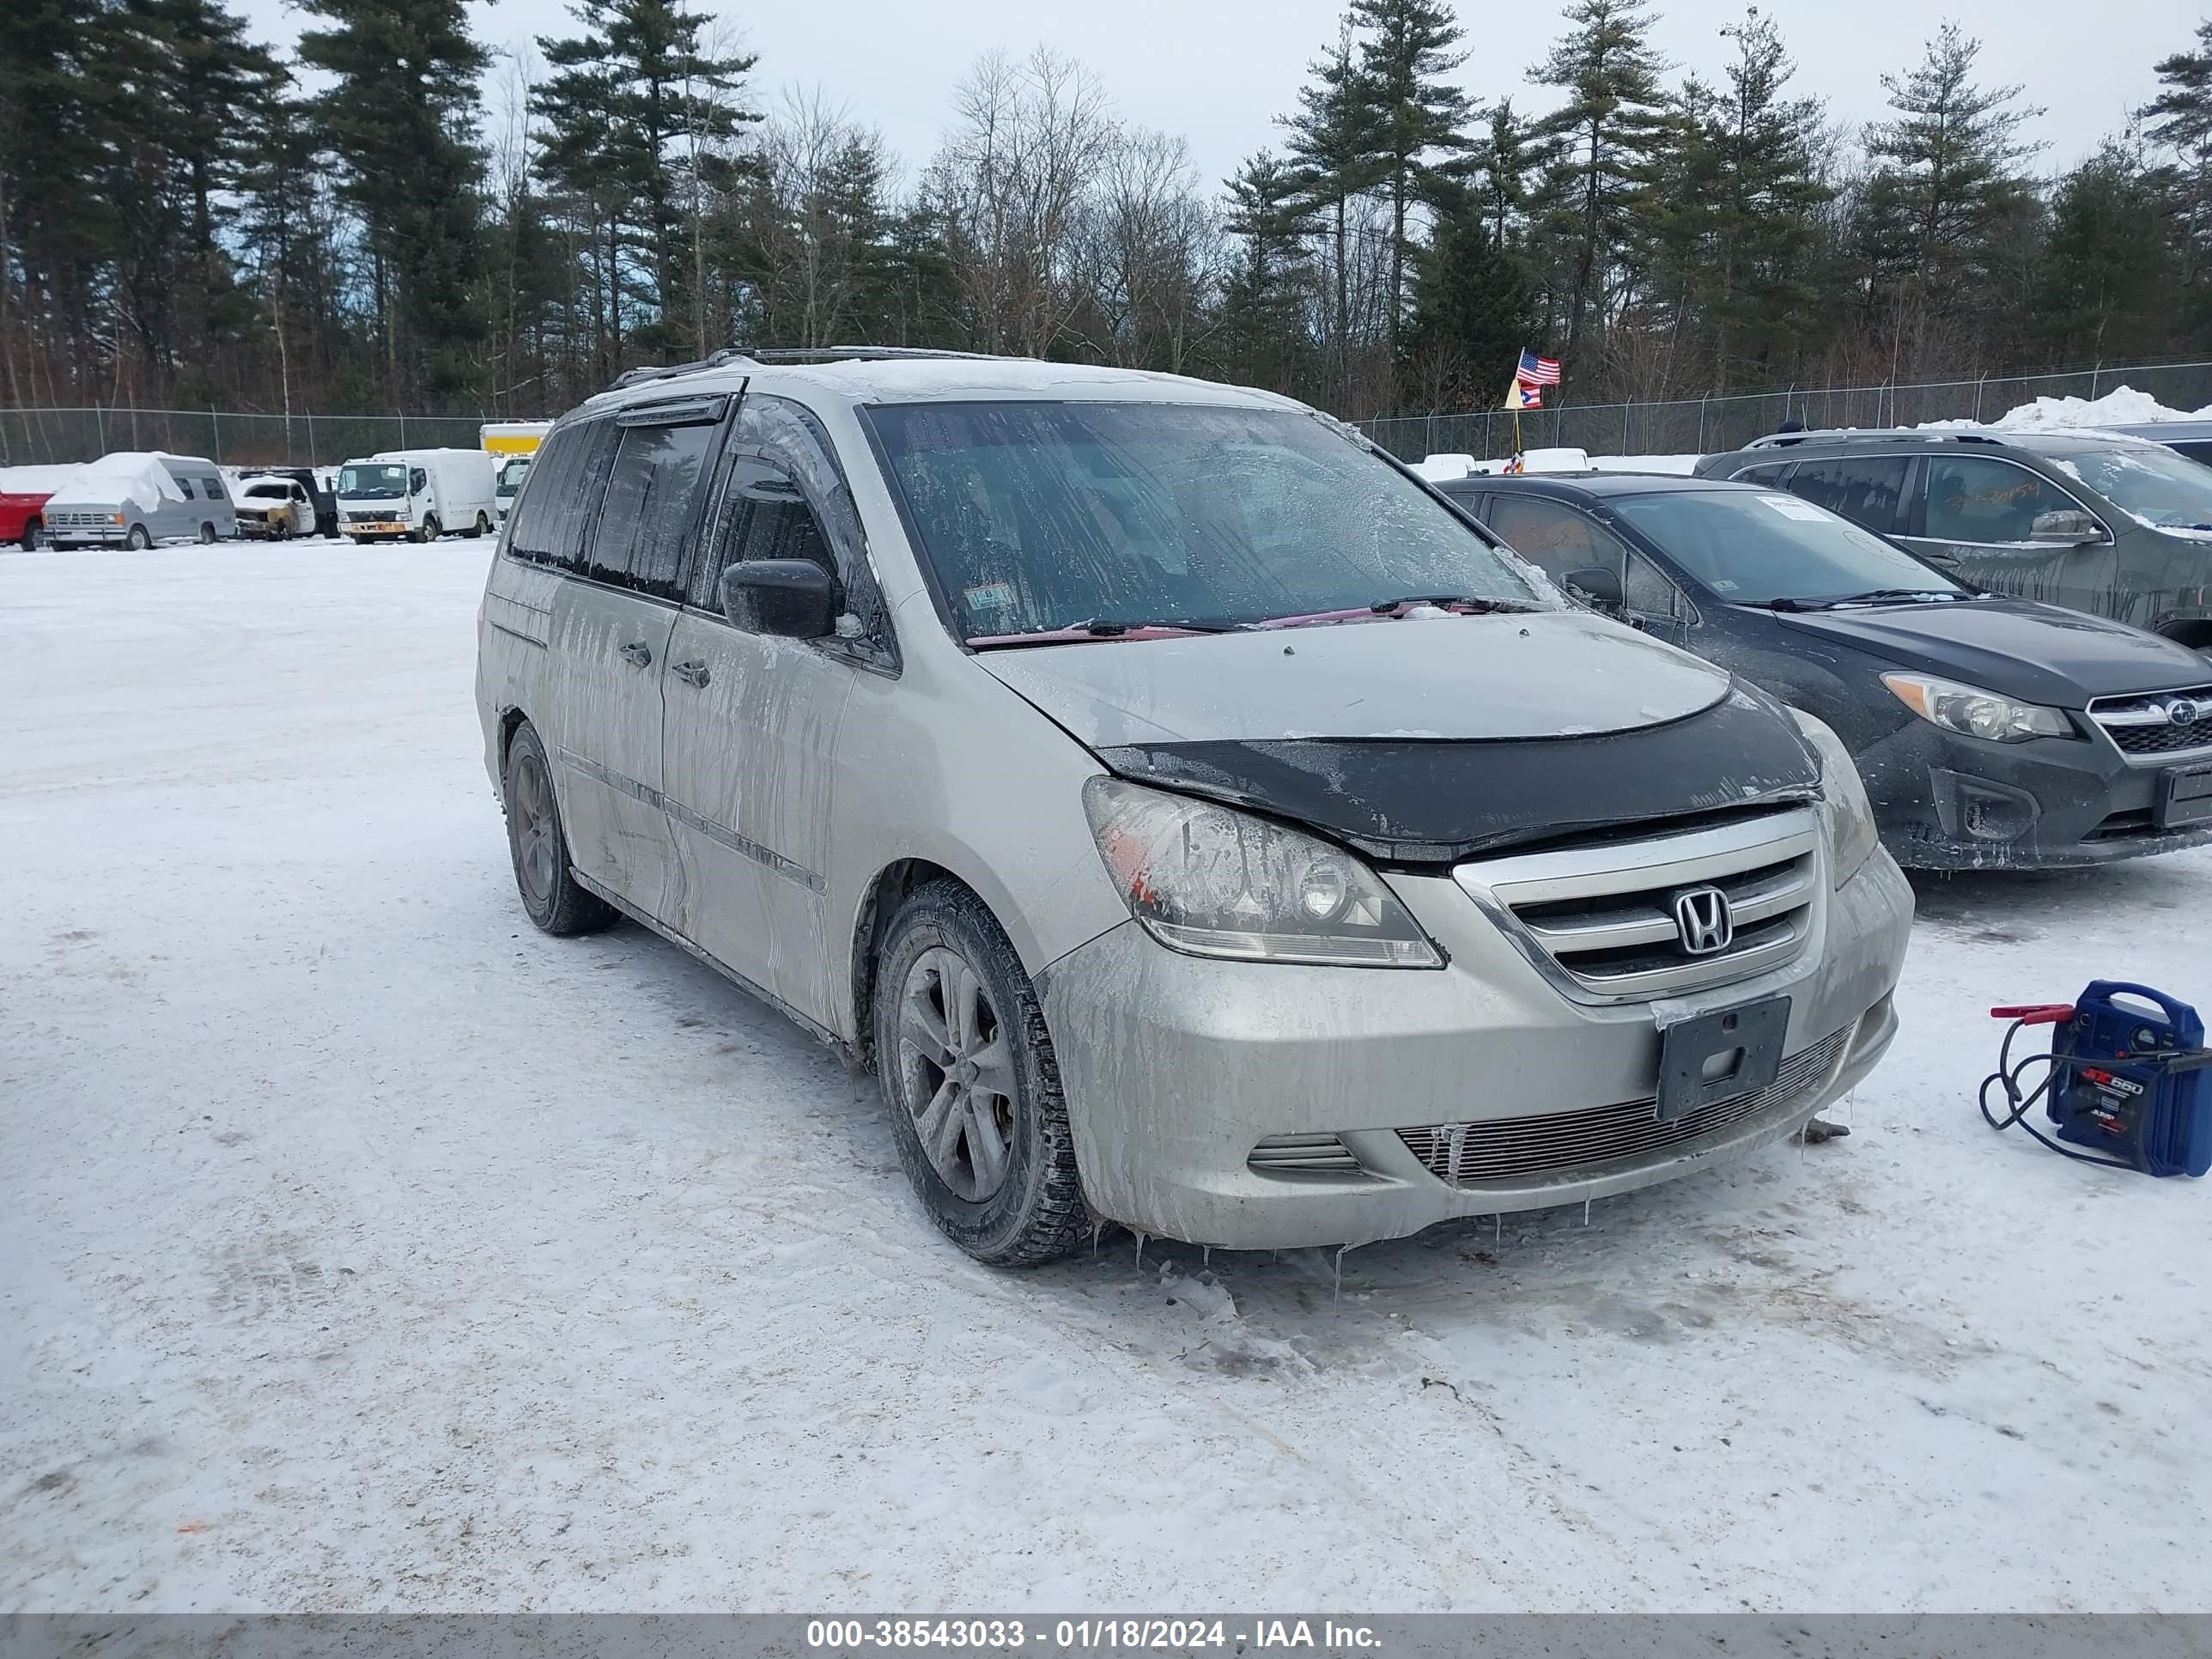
[618,640,653,667]
[672,659,712,688]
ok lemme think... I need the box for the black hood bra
[1097,683,1824,866]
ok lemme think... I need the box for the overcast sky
[240,0,2202,191]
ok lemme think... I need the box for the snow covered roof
[45,453,188,512]
[0,464,79,495]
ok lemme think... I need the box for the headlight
[1082,777,1443,968]
[1790,711,1879,889]
[1880,672,2073,743]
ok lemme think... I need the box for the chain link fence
[0,407,496,470]
[1358,359,2212,464]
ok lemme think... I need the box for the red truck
[0,465,76,550]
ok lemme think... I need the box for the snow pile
[0,465,82,495]
[44,452,185,511]
[1929,385,2212,434]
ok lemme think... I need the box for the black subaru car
[1436,472,2212,870]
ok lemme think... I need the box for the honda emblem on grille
[1673,886,1735,956]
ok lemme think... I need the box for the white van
[337,447,497,544]
[482,421,553,523]
[42,453,235,548]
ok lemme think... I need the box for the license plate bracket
[2158,763,2212,830]
[1656,995,1791,1122]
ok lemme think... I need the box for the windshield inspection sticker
[963,580,1017,613]
[1759,494,1827,520]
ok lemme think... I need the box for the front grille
[1247,1133,1363,1176]
[49,509,114,529]
[2088,684,2212,761]
[1399,1026,1852,1187]
[1455,808,1820,1000]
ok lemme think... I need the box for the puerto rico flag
[1502,377,1544,410]
[1518,349,1562,386]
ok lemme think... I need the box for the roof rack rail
[610,348,752,390]
[605,343,1025,394]
[746,346,1018,363]
[1743,426,2010,450]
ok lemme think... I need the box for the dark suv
[1695,428,2212,654]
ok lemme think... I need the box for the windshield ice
[1613,489,1968,605]
[2050,446,2212,531]
[339,464,406,498]
[866,402,1548,640]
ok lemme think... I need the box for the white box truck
[336,447,497,544]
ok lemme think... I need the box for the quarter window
[1787,457,1908,532]
[1923,457,2081,544]
[177,477,196,500]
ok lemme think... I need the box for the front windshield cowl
[867,399,1554,646]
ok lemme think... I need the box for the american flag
[1518,349,1562,386]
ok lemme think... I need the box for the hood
[1770,599,2211,706]
[975,608,1730,747]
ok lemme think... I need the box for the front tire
[502,720,615,937]
[125,525,151,550]
[412,515,441,544]
[469,512,489,538]
[872,882,1086,1267]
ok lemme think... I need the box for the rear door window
[1786,457,1909,532]
[1922,456,2081,544]
[1483,495,1623,587]
[176,477,196,500]
[1730,461,1794,486]
[586,421,716,596]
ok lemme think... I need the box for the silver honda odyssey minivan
[475,349,1913,1266]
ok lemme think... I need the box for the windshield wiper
[1766,588,1972,611]
[1366,594,1542,614]
[1059,617,1238,635]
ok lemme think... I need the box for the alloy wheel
[508,747,558,907]
[895,946,1018,1202]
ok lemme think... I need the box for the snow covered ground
[5,542,2212,1614]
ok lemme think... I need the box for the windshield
[867,402,1547,640]
[1611,489,1968,605]
[2048,445,2212,530]
[339,463,406,499]
[496,456,533,497]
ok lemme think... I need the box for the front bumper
[1856,719,2212,869]
[1040,847,1914,1251]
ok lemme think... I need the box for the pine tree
[1406,204,1538,407]
[1283,23,1387,403]
[2030,144,2178,362]
[300,0,492,401]
[535,0,757,362]
[1528,0,1672,365]
[1858,21,2042,352]
[1465,100,1534,251]
[1348,0,1476,368]
[1220,150,1317,390]
[2141,18,2212,319]
[1650,6,1831,386]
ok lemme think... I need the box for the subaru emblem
[1673,886,1735,956]
[2167,699,2203,727]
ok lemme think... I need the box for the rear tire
[503,720,615,937]
[198,521,216,544]
[21,519,42,550]
[872,881,1086,1267]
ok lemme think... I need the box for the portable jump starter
[1983,981,2212,1176]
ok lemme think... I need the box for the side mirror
[1562,566,1623,607]
[721,558,842,639]
[2029,508,2104,544]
